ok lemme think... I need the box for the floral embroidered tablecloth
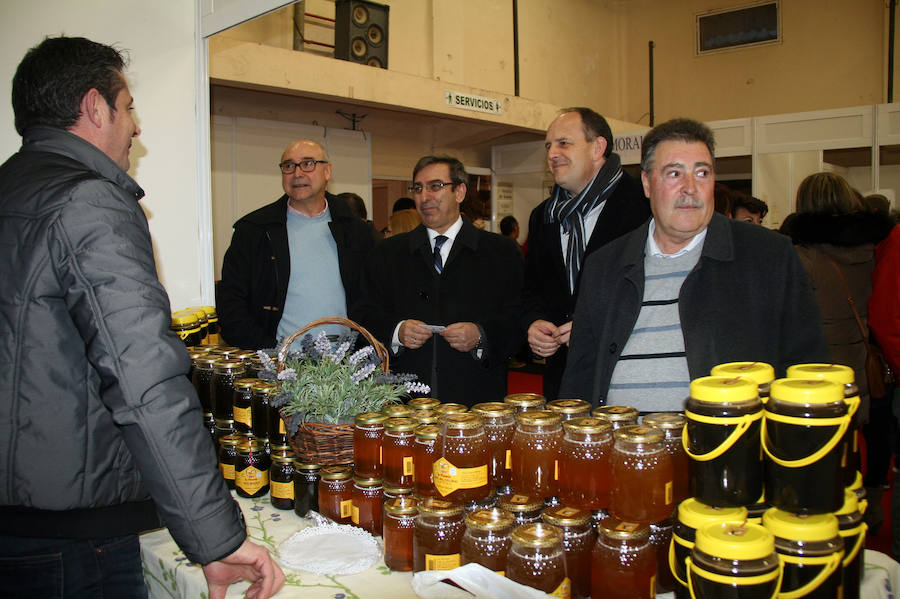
[140,493,415,599]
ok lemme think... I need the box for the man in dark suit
[353,156,524,405]
[524,107,651,400]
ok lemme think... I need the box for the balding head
[280,139,332,215]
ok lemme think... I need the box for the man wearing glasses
[353,156,524,406]
[218,139,374,349]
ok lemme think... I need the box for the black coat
[560,213,832,408]
[352,218,524,405]
[216,193,375,349]
[522,170,650,399]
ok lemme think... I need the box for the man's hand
[202,539,285,599]
[528,319,563,357]
[399,319,433,349]
[441,322,481,352]
[553,321,573,347]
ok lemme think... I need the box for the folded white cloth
[411,563,548,599]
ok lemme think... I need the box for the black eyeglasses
[408,181,456,194]
[279,159,329,174]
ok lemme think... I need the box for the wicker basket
[276,316,389,466]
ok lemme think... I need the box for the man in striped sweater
[559,118,830,411]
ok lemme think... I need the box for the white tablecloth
[141,493,900,598]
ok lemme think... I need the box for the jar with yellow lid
[384,496,418,571]
[686,522,781,599]
[497,493,545,526]
[670,498,749,599]
[413,498,465,572]
[461,507,515,573]
[186,305,219,345]
[235,439,270,498]
[503,392,546,414]
[171,310,202,346]
[507,523,569,598]
[212,360,246,420]
[558,417,613,511]
[591,405,639,430]
[643,412,690,506]
[543,506,595,599]
[592,517,655,599]
[414,424,439,498]
[835,489,867,599]
[762,507,844,599]
[407,397,441,411]
[610,424,673,524]
[547,399,591,421]
[787,363,861,488]
[510,410,562,499]
[354,412,387,479]
[185,308,209,344]
[684,375,763,507]
[232,378,257,434]
[471,402,516,494]
[434,413,490,503]
[318,466,353,524]
[764,378,850,514]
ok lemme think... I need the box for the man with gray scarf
[523,107,650,400]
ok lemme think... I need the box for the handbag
[828,258,895,398]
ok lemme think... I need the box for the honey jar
[383,417,417,488]
[434,413,491,504]
[503,393,546,414]
[471,402,516,494]
[413,498,465,572]
[507,523,569,597]
[592,405,639,430]
[558,417,613,511]
[318,466,353,524]
[543,506,595,599]
[384,497,418,571]
[354,412,387,479]
[510,410,562,499]
[461,508,515,573]
[610,424,673,524]
[413,424,439,498]
[592,518,656,599]
[351,476,383,537]
[235,439,270,498]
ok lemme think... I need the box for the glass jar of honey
[547,399,592,421]
[250,382,271,439]
[352,476,383,537]
[384,496,418,571]
[642,412,690,507]
[269,452,296,510]
[171,310,202,346]
[232,378,257,434]
[192,355,218,414]
[507,522,569,597]
[414,424,439,498]
[212,360,246,420]
[354,412,387,479]
[610,425,673,524]
[592,405,639,430]
[434,403,468,418]
[498,493,545,525]
[408,397,441,411]
[214,417,235,445]
[293,463,320,516]
[471,402,516,494]
[434,414,491,504]
[235,439,270,498]
[504,393,546,414]
[510,410,562,499]
[592,518,656,599]
[382,404,413,419]
[261,383,288,446]
[558,417,613,511]
[217,434,241,489]
[318,466,353,524]
[461,507,515,573]
[542,506,596,599]
[411,409,438,425]
[383,417,417,488]
[414,498,466,572]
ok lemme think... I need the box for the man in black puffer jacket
[0,36,283,599]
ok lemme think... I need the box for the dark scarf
[546,152,623,292]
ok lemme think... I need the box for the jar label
[237,466,268,494]
[279,419,286,434]
[340,499,353,519]
[550,577,571,598]
[352,504,360,524]
[649,575,656,596]
[665,480,673,505]
[233,405,251,426]
[505,449,511,469]
[219,462,235,481]
[425,553,460,570]
[403,456,414,476]
[554,460,559,480]
[432,457,488,497]
[271,480,294,500]
[380,446,383,465]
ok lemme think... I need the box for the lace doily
[278,523,382,575]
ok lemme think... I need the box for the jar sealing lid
[542,505,592,527]
[503,393,546,409]
[689,376,759,404]
[769,378,845,405]
[442,413,484,430]
[320,466,352,481]
[695,522,774,560]
[547,399,591,414]
[384,496,418,516]
[711,362,775,385]
[497,493,544,513]
[592,405,639,421]
[234,378,259,391]
[677,498,748,530]
[786,363,855,385]
[471,402,515,417]
[614,424,665,444]
[434,403,468,415]
[213,360,246,373]
[510,522,563,548]
[466,508,515,531]
[415,424,440,439]
[407,397,441,410]
[416,497,464,517]
[355,412,388,426]
[563,416,612,435]
[516,410,562,427]
[384,417,418,432]
[598,517,650,540]
[353,476,383,487]
[642,412,686,430]
[382,404,413,418]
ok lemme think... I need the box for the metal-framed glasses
[408,180,456,194]
[279,159,329,174]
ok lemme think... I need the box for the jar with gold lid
[383,417,417,488]
[352,476,383,536]
[269,452,296,510]
[318,466,353,524]
[642,412,689,506]
[591,405,639,430]
[413,498,465,572]
[503,393,546,414]
[382,404,413,419]
[414,424,439,498]
[434,414,490,504]
[543,505,595,599]
[407,397,441,411]
[461,508,515,573]
[384,497,418,571]
[610,424,673,524]
[232,378,257,434]
[592,518,655,599]
[507,522,569,597]
[510,410,562,499]
[235,438,270,498]
[547,398,591,421]
[192,355,218,414]
[217,434,241,489]
[558,416,613,511]
[212,360,246,420]
[354,412,387,479]
[293,462,320,516]
[250,382,271,439]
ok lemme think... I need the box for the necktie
[433,235,448,274]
